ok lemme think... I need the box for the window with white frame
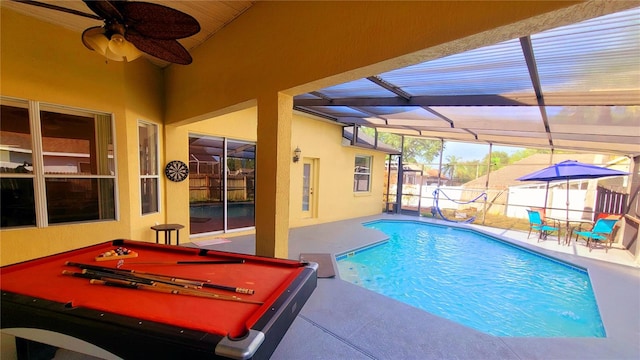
[138,121,159,215]
[354,155,372,192]
[0,97,117,228]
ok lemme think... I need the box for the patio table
[547,217,593,245]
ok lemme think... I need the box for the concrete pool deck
[193,213,640,360]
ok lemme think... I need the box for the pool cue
[64,270,262,305]
[201,281,254,295]
[62,270,198,290]
[62,269,151,284]
[114,268,255,294]
[66,261,211,282]
[64,262,256,295]
[88,279,263,305]
[62,268,201,289]
[120,270,255,294]
[120,259,245,266]
[81,269,203,290]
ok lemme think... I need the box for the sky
[440,142,519,162]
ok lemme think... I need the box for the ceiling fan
[13,0,201,65]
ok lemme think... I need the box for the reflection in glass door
[302,159,315,218]
[226,139,255,230]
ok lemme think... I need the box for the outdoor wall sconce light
[293,147,301,163]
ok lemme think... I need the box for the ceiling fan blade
[118,2,200,40]
[83,0,123,22]
[125,33,193,65]
[12,0,101,20]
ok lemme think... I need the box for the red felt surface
[0,240,305,338]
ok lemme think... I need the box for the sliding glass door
[226,139,255,230]
[188,135,255,235]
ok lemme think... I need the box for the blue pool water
[336,220,605,337]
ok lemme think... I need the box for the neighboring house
[422,168,450,186]
[461,153,628,217]
[463,153,603,191]
[385,163,450,186]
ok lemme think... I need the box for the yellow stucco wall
[289,114,387,228]
[0,10,164,265]
[164,107,388,238]
[163,107,259,240]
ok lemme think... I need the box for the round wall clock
[164,160,189,182]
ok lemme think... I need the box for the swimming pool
[336,220,606,337]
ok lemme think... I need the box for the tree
[376,133,441,164]
[508,148,550,163]
[443,155,462,181]
[479,151,511,171]
[458,159,482,182]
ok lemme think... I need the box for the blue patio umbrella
[516,160,629,229]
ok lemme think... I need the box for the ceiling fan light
[82,28,142,62]
[82,27,109,54]
[107,34,142,62]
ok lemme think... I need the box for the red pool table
[1,239,317,359]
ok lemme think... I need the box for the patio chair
[572,216,620,252]
[526,209,560,243]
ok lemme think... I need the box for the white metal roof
[294,7,640,157]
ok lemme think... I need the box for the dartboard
[164,160,189,182]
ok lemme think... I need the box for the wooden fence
[595,186,627,217]
[189,174,251,202]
